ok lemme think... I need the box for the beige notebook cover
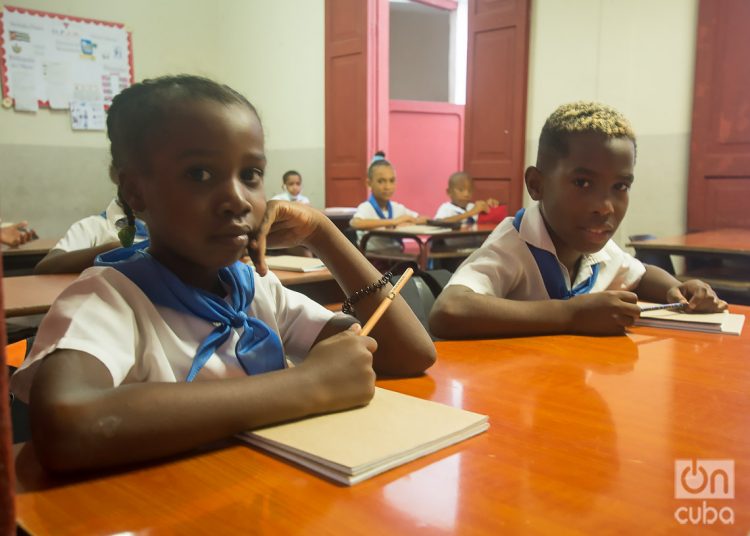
[635,306,745,335]
[266,255,326,272]
[391,225,452,234]
[238,387,489,485]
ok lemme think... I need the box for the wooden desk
[361,223,495,269]
[3,269,339,318]
[14,306,749,533]
[1,239,57,276]
[629,228,750,296]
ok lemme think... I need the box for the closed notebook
[238,387,489,485]
[266,255,327,272]
[635,305,745,335]
[390,225,452,234]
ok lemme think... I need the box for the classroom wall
[0,0,325,238]
[525,0,699,247]
[390,2,451,102]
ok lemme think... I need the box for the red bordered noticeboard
[0,5,134,109]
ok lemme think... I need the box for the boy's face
[284,174,302,197]
[448,176,474,208]
[368,165,396,203]
[125,100,266,290]
[526,133,635,263]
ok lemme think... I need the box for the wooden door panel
[688,0,750,230]
[464,0,529,212]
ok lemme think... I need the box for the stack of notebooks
[265,255,327,273]
[635,305,745,335]
[238,387,489,485]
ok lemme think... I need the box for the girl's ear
[118,169,147,212]
[525,166,543,201]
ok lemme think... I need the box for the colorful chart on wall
[0,4,133,119]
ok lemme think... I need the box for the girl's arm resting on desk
[30,331,376,473]
[634,264,727,312]
[348,214,426,230]
[430,285,642,338]
[34,242,120,274]
[253,202,436,377]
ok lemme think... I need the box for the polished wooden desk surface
[628,228,750,255]
[14,306,750,534]
[365,222,497,239]
[0,238,57,257]
[3,269,334,318]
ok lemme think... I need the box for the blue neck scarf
[513,208,599,300]
[451,202,475,224]
[95,242,285,381]
[368,193,393,219]
[100,210,149,238]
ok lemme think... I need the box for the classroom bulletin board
[0,4,133,128]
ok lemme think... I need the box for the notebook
[635,305,745,335]
[266,255,327,272]
[238,387,489,485]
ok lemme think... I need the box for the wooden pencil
[360,267,414,336]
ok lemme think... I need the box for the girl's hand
[666,280,728,313]
[297,324,377,412]
[247,200,326,276]
[393,214,415,226]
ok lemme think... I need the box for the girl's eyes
[187,167,212,182]
[614,182,631,192]
[241,168,264,184]
[573,178,590,188]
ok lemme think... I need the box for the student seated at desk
[34,191,148,274]
[350,151,429,251]
[430,102,727,338]
[434,171,499,224]
[271,169,311,204]
[10,75,435,473]
[0,220,37,247]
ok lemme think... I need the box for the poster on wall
[0,4,133,127]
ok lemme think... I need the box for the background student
[34,185,148,274]
[271,170,310,204]
[0,220,37,247]
[350,151,429,251]
[11,75,435,473]
[430,101,726,339]
[434,171,499,224]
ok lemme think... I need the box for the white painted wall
[0,0,325,237]
[525,0,699,247]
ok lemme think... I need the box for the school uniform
[271,191,311,204]
[353,198,419,251]
[10,260,333,403]
[446,203,646,299]
[54,198,148,252]
[434,202,476,221]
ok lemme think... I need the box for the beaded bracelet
[342,271,393,315]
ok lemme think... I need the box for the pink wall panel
[388,100,465,217]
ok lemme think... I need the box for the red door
[324,0,388,207]
[463,0,530,212]
[688,0,750,231]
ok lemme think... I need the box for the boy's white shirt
[353,200,419,251]
[446,202,646,299]
[434,202,475,220]
[271,191,311,204]
[10,266,334,402]
[54,198,148,252]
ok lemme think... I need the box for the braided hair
[537,101,636,171]
[106,75,259,245]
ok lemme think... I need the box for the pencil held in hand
[360,268,414,336]
[639,302,688,313]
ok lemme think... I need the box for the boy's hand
[567,291,641,335]
[474,200,489,213]
[486,198,500,208]
[1,221,37,247]
[666,280,728,313]
[298,324,377,412]
[247,200,326,276]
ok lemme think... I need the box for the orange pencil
[360,268,414,337]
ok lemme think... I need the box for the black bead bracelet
[342,271,393,315]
